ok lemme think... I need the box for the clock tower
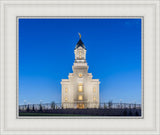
[74,33,86,63]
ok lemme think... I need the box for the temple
[61,33,100,109]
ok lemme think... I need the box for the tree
[135,111,139,116]
[129,110,132,116]
[51,101,56,110]
[32,105,35,112]
[123,109,127,116]
[39,104,43,112]
[134,103,136,109]
[108,100,113,109]
[26,104,30,112]
[104,103,107,109]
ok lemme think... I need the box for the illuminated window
[93,96,96,101]
[93,88,96,92]
[79,51,82,58]
[65,97,68,101]
[78,95,83,100]
[78,83,83,92]
[65,88,68,92]
[79,73,83,77]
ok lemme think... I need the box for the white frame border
[0,0,159,135]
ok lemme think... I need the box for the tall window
[93,87,96,93]
[65,97,68,101]
[79,51,82,58]
[65,88,68,93]
[93,96,96,101]
[78,95,83,100]
[78,83,83,92]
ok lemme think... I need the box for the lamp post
[134,100,136,109]
[24,100,26,105]
[40,100,43,111]
[120,99,122,108]
[40,100,43,104]
[24,100,26,110]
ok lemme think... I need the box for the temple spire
[75,33,86,50]
[78,32,81,39]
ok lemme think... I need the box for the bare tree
[51,101,56,110]
[108,100,113,109]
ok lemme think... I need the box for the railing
[19,102,141,111]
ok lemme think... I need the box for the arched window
[79,51,82,58]
[78,83,83,92]
[65,88,68,93]
[93,87,96,92]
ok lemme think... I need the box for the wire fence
[19,102,141,111]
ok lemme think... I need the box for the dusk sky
[19,18,141,105]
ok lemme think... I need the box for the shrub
[123,109,127,116]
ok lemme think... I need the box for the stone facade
[61,35,100,109]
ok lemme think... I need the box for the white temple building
[61,34,100,109]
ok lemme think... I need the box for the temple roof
[75,39,86,50]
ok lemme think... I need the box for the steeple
[61,33,100,109]
[74,33,87,63]
[75,33,86,50]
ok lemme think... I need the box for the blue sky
[19,18,141,105]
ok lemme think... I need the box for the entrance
[77,103,84,109]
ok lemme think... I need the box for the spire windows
[74,33,87,63]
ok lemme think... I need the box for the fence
[19,102,141,111]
